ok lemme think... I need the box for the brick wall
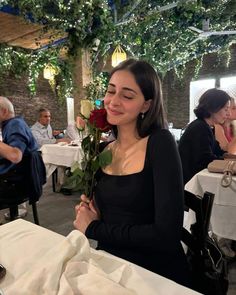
[163,44,236,129]
[0,73,67,130]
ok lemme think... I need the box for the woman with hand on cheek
[74,59,190,287]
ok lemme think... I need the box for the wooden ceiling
[0,11,67,50]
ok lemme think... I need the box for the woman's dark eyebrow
[122,87,137,94]
[108,83,115,87]
[108,83,137,94]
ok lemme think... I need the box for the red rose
[89,109,111,132]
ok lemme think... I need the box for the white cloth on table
[41,144,83,178]
[0,220,201,295]
[185,168,236,240]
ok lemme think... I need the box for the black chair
[182,190,228,295]
[0,196,39,224]
[183,190,214,246]
[0,151,46,225]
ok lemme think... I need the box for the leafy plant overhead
[85,72,109,101]
[1,0,114,57]
[113,0,236,74]
[0,0,236,98]
[0,43,73,100]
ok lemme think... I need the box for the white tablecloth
[41,143,83,178]
[185,169,236,240]
[0,220,201,295]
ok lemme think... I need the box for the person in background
[65,122,80,141]
[73,59,190,287]
[0,96,38,219]
[65,116,85,141]
[214,96,236,259]
[215,97,236,153]
[178,88,231,185]
[31,108,71,193]
[179,89,236,259]
[31,108,70,148]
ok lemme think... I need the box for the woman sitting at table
[178,88,231,184]
[74,59,190,287]
[215,96,236,153]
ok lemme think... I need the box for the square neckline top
[100,135,151,177]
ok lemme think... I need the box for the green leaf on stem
[91,156,100,171]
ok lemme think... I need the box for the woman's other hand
[74,194,100,234]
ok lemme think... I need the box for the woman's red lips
[107,108,122,115]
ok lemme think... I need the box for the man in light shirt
[31,108,71,193]
[31,108,70,147]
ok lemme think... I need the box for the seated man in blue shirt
[0,96,39,216]
[31,108,70,147]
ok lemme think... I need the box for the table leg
[52,168,58,193]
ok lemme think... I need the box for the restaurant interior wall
[163,44,236,129]
[0,73,67,129]
[1,44,236,131]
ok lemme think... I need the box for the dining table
[41,142,83,178]
[40,142,83,192]
[185,168,236,240]
[0,219,201,295]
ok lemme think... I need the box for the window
[189,79,215,122]
[189,75,236,124]
[220,76,236,99]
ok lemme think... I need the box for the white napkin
[0,220,201,295]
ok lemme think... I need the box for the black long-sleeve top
[178,118,225,184]
[85,129,190,286]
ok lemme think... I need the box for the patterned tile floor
[0,178,236,294]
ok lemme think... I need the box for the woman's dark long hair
[108,59,166,138]
[194,88,231,119]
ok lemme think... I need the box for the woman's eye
[106,90,115,94]
[123,95,133,99]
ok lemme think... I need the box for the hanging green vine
[0,0,236,98]
[114,0,236,75]
[0,43,72,99]
[55,60,74,105]
[0,0,114,100]
[216,44,233,68]
[2,0,114,59]
[84,72,109,101]
[193,55,204,79]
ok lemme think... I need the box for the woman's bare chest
[103,137,148,175]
